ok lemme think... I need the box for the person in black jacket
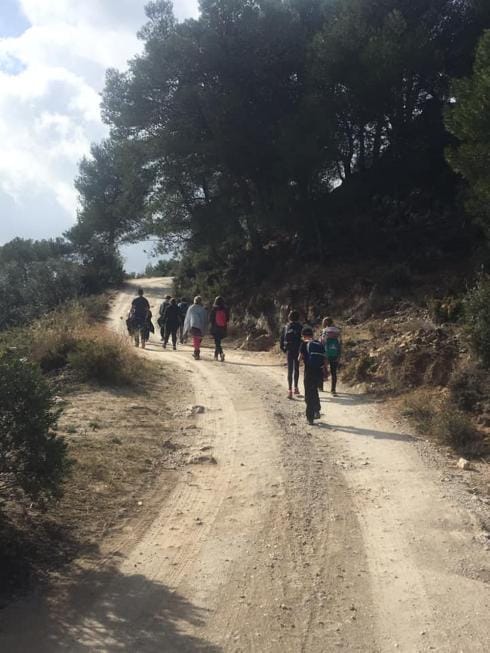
[128,287,150,349]
[280,310,303,399]
[299,326,327,425]
[209,296,230,361]
[162,298,181,350]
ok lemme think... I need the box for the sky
[0,0,198,271]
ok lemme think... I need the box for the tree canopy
[446,29,490,237]
[71,0,490,298]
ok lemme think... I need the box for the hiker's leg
[293,354,300,390]
[330,360,338,393]
[171,327,178,348]
[314,370,322,412]
[304,372,316,422]
[287,351,294,389]
[213,335,219,357]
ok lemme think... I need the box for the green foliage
[448,362,488,412]
[446,30,490,235]
[0,350,68,502]
[144,258,180,277]
[464,276,490,366]
[69,0,489,297]
[0,238,83,330]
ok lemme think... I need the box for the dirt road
[1,277,489,652]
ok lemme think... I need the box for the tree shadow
[0,559,222,653]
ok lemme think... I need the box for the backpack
[306,340,325,368]
[215,308,228,328]
[325,338,341,360]
[284,322,302,349]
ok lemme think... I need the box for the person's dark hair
[289,310,299,322]
[214,296,225,307]
[301,326,314,337]
[137,287,144,296]
[170,298,177,305]
[180,297,187,303]
[165,294,171,300]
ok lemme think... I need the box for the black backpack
[284,322,302,349]
[306,340,325,368]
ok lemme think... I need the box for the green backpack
[325,337,340,360]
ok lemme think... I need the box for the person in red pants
[183,296,208,359]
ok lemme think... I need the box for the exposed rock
[188,454,218,465]
[188,405,205,415]
[241,333,275,351]
[457,457,471,470]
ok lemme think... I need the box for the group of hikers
[128,288,341,425]
[127,288,230,361]
[280,310,341,425]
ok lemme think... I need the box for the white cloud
[0,0,198,268]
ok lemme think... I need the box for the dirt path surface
[1,277,489,652]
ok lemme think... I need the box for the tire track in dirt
[1,278,489,652]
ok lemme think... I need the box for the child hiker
[321,316,341,396]
[299,326,327,425]
[280,310,303,399]
[209,296,230,361]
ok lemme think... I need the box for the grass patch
[1,299,147,387]
[431,408,482,453]
[401,393,436,434]
[402,392,483,454]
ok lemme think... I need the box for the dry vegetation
[0,301,193,602]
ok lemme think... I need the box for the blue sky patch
[0,0,30,38]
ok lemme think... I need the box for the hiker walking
[321,317,341,396]
[183,296,207,360]
[280,310,303,399]
[161,298,181,350]
[128,287,150,349]
[178,297,189,344]
[299,326,327,425]
[209,296,230,361]
[158,295,171,341]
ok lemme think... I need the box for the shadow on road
[0,561,222,653]
[317,422,413,442]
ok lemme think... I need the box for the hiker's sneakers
[313,411,321,420]
[294,387,300,396]
[307,418,314,425]
[193,350,200,360]
[288,389,293,400]
[214,353,219,361]
[331,391,338,397]
[220,352,225,362]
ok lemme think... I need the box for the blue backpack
[306,340,325,368]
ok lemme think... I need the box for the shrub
[448,363,488,412]
[465,277,490,367]
[0,350,68,501]
[401,394,435,434]
[429,297,464,324]
[67,329,147,386]
[431,408,481,452]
